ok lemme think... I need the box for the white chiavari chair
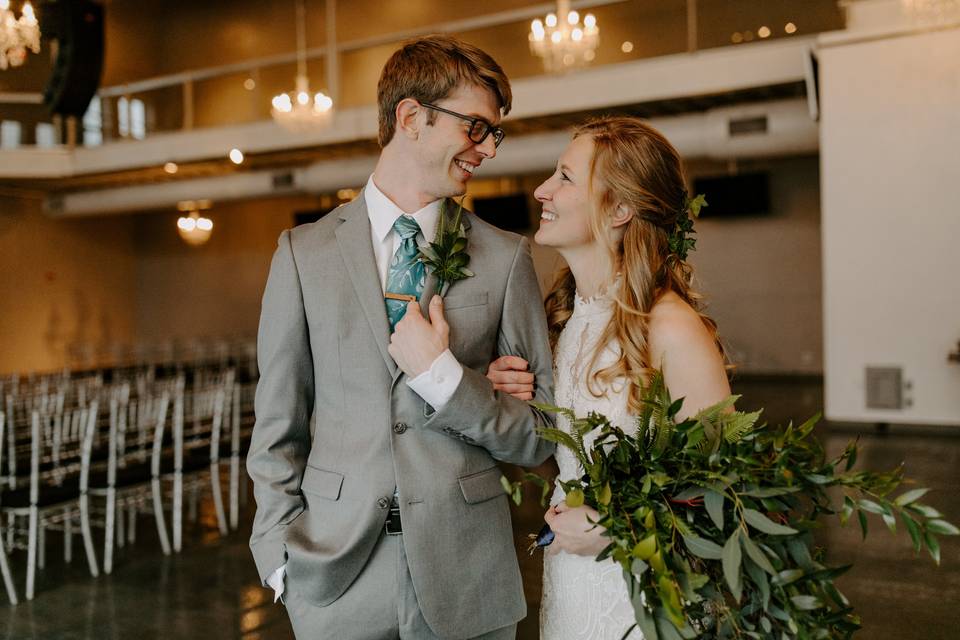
[0,409,18,604]
[0,402,100,600]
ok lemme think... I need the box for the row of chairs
[0,366,256,603]
[0,339,258,388]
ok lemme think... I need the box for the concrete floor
[1,377,958,639]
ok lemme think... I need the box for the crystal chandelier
[271,0,334,131]
[0,0,40,70]
[529,0,599,73]
[901,0,960,23]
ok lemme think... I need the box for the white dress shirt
[268,175,465,601]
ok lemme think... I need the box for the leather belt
[385,506,402,535]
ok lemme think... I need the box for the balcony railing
[0,0,843,151]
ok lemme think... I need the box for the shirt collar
[364,175,442,244]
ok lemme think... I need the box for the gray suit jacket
[247,194,555,638]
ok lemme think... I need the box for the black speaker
[692,173,771,217]
[472,194,530,231]
[41,1,104,118]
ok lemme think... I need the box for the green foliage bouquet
[508,373,957,640]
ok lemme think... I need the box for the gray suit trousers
[285,531,517,640]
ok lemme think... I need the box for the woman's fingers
[485,356,533,384]
[488,370,535,385]
[493,382,534,394]
[496,355,530,371]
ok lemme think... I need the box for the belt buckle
[385,506,402,535]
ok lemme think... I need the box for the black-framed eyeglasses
[421,103,506,148]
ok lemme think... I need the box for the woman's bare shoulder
[647,291,730,418]
[648,292,711,343]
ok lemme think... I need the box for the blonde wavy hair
[543,116,726,415]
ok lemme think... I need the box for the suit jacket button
[377,497,390,509]
[393,422,408,434]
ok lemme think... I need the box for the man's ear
[612,203,635,228]
[395,98,422,141]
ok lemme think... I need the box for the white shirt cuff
[267,564,286,603]
[406,349,463,410]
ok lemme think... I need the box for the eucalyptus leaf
[903,515,922,553]
[740,486,802,498]
[672,487,706,502]
[882,512,897,534]
[790,595,823,611]
[925,532,941,565]
[908,504,943,519]
[722,530,743,602]
[894,487,929,506]
[682,535,723,560]
[633,593,659,640]
[743,556,771,610]
[743,508,798,535]
[741,533,776,575]
[840,495,855,526]
[857,498,886,515]
[771,569,804,586]
[705,490,725,531]
[927,519,960,535]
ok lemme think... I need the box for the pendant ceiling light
[271,0,338,131]
[0,0,40,70]
[529,0,599,73]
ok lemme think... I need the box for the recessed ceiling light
[758,26,771,38]
[244,78,256,91]
[163,162,178,174]
[621,41,633,53]
[785,22,798,34]
[731,32,743,44]
[229,148,244,164]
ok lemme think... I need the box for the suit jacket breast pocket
[443,291,488,311]
[443,292,492,359]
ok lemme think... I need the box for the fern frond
[720,410,763,444]
[694,394,740,424]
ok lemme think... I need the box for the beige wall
[1,156,822,376]
[132,195,319,345]
[0,197,138,375]
[689,156,823,375]
[129,157,823,373]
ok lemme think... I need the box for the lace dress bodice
[540,286,642,640]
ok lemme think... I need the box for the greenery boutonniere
[418,198,473,296]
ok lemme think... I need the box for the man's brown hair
[376,34,512,147]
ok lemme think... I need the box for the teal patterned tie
[385,215,426,331]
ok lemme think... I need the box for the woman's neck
[561,243,617,299]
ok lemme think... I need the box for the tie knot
[392,215,421,240]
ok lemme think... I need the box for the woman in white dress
[488,116,730,639]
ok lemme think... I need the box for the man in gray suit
[247,35,555,639]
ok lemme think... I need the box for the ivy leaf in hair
[668,193,708,261]
[687,193,707,218]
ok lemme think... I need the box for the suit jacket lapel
[335,197,398,377]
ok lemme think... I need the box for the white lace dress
[540,288,642,640]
